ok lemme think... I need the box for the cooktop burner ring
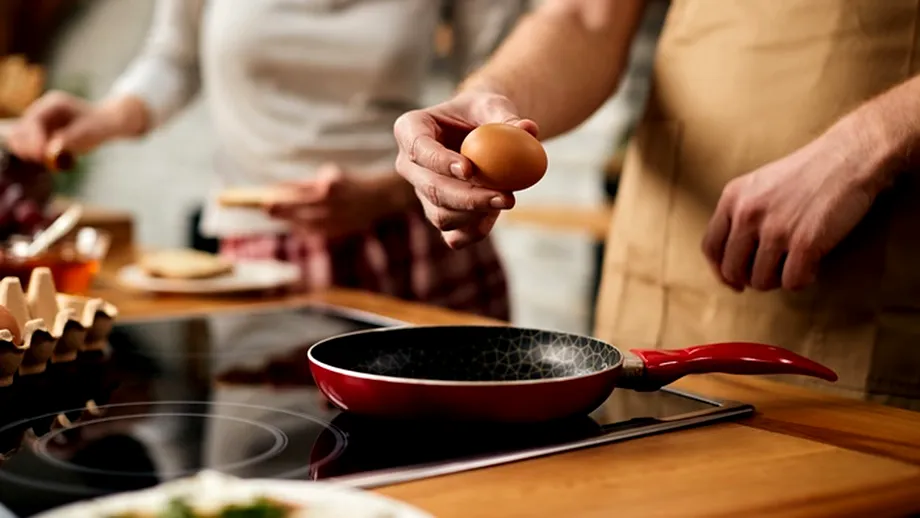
[0,400,348,495]
[35,412,289,478]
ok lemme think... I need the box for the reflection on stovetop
[0,308,736,517]
[0,308,384,516]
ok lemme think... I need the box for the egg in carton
[0,267,118,386]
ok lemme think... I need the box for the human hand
[393,91,539,249]
[6,91,143,163]
[265,164,406,239]
[701,133,888,292]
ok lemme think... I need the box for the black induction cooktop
[0,305,753,517]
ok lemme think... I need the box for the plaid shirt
[220,211,509,321]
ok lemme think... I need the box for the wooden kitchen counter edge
[96,286,920,517]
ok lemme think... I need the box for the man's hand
[702,133,887,292]
[393,92,539,249]
[265,164,411,240]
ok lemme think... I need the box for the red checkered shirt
[219,211,509,321]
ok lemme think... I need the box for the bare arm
[834,74,920,190]
[460,0,649,139]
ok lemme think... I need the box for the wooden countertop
[91,283,920,517]
[503,203,613,241]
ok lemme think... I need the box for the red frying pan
[307,326,837,423]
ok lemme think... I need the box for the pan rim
[306,325,624,387]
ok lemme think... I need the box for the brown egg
[460,123,548,192]
[0,305,22,344]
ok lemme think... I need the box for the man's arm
[460,0,649,140]
[833,74,920,191]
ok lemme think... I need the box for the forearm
[94,95,152,139]
[460,0,648,139]
[825,75,920,194]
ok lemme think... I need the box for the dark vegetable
[218,497,292,518]
[107,496,296,518]
[159,498,197,518]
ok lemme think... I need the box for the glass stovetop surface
[0,306,745,517]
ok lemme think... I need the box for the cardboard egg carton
[0,267,117,387]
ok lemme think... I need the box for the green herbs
[159,498,197,518]
[108,497,295,518]
[217,498,292,518]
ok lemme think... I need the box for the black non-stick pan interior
[310,326,621,382]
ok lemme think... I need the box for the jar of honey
[0,228,109,295]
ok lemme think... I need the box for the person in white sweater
[9,0,524,320]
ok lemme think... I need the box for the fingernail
[490,196,508,209]
[450,162,468,178]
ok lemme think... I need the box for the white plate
[35,470,433,518]
[117,260,300,294]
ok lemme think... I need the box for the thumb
[508,118,540,138]
[470,96,540,138]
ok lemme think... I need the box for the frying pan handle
[620,342,838,392]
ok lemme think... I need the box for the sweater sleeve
[108,0,204,129]
[449,0,527,80]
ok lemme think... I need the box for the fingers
[418,198,479,232]
[701,210,731,281]
[7,116,51,163]
[399,155,512,230]
[750,243,785,291]
[268,175,338,212]
[705,203,818,292]
[394,111,472,180]
[49,115,112,155]
[7,92,78,161]
[711,222,820,292]
[719,226,757,291]
[6,91,108,162]
[781,238,819,291]
[440,211,500,250]
[465,95,540,138]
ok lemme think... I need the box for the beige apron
[595,0,920,410]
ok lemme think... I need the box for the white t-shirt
[110,0,524,237]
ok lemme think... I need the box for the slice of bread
[217,187,287,208]
[138,249,235,280]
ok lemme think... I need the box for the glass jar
[0,227,110,295]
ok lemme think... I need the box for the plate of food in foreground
[117,249,300,294]
[34,470,433,518]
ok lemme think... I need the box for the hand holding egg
[393,91,545,249]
